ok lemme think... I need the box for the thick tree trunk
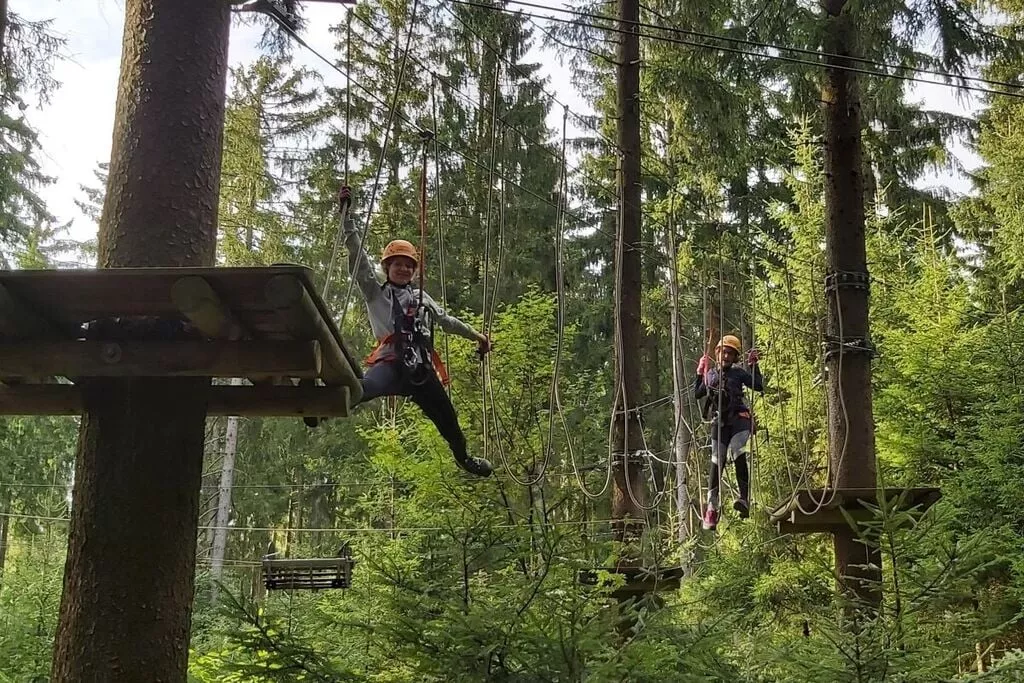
[821,0,881,609]
[51,1,230,680]
[209,410,240,601]
[612,0,646,549]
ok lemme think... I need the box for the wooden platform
[0,266,363,417]
[578,565,684,599]
[263,554,354,591]
[769,487,942,534]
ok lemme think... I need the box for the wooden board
[578,565,684,598]
[0,383,352,418]
[0,267,365,416]
[769,487,942,534]
[263,556,354,591]
[0,266,351,351]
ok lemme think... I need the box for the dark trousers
[707,417,751,510]
[359,360,468,464]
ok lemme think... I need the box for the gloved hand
[338,184,352,211]
[696,354,711,376]
[747,348,760,366]
[476,334,492,358]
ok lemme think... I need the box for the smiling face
[384,255,417,286]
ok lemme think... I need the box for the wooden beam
[0,283,60,340]
[0,383,351,417]
[0,340,321,378]
[264,274,362,402]
[171,275,245,340]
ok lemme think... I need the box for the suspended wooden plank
[578,565,684,599]
[0,340,321,379]
[0,383,351,417]
[769,487,942,535]
[263,553,354,591]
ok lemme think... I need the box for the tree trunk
[666,214,691,567]
[611,0,646,551]
[0,0,8,67]
[0,509,9,583]
[209,409,240,601]
[821,0,881,609]
[51,1,230,680]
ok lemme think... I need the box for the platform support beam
[0,340,321,379]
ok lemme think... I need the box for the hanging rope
[417,130,432,310]
[321,10,355,300]
[336,0,421,331]
[430,79,452,394]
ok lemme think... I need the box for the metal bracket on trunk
[824,270,870,295]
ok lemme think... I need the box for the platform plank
[0,267,364,416]
[0,267,317,340]
[770,487,942,534]
[0,340,321,379]
[0,383,351,417]
[263,555,354,591]
[578,565,684,598]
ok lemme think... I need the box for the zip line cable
[448,0,1024,100]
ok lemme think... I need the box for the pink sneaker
[702,506,718,531]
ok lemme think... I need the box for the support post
[821,0,881,610]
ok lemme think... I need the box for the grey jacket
[344,218,480,360]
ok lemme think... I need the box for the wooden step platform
[263,552,354,591]
[578,565,684,599]
[769,487,942,535]
[0,266,363,417]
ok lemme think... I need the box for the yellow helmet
[715,334,742,354]
[381,239,419,266]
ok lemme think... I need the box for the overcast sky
[15,0,980,246]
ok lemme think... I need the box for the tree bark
[0,509,9,583]
[611,0,646,550]
[0,0,8,69]
[51,0,230,680]
[821,0,881,609]
[666,214,691,567]
[209,406,240,601]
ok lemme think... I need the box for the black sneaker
[457,456,494,477]
[733,499,750,519]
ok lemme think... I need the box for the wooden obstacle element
[769,487,942,535]
[0,266,363,417]
[263,545,355,591]
[578,565,685,600]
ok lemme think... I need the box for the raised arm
[342,211,382,302]
[693,355,711,399]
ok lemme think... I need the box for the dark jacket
[694,364,764,421]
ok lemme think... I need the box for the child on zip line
[695,334,763,530]
[340,185,494,477]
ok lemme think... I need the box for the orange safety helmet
[715,334,742,354]
[381,239,419,266]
